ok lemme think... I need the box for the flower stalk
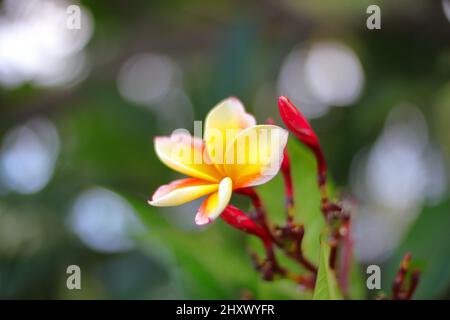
[267,118,295,224]
[281,148,295,224]
[234,188,278,245]
[337,214,353,297]
[221,205,290,282]
[392,253,420,300]
[236,187,318,275]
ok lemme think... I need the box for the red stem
[236,188,317,274]
[281,147,295,223]
[338,218,353,297]
[221,205,295,282]
[392,253,412,300]
[266,117,295,223]
[291,225,318,274]
[405,270,420,300]
[235,188,281,246]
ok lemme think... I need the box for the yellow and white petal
[154,132,221,183]
[195,177,233,225]
[149,178,218,207]
[223,125,288,188]
[204,97,256,172]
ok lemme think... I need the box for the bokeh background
[1,0,450,299]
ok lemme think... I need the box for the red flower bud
[278,96,327,188]
[278,96,318,147]
[220,205,271,246]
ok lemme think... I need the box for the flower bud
[221,205,271,245]
[278,96,327,187]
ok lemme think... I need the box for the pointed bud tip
[278,96,300,117]
[278,96,289,104]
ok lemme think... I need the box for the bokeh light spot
[69,187,144,253]
[0,118,60,194]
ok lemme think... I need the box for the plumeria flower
[149,97,288,225]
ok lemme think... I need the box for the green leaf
[348,260,366,299]
[313,236,343,300]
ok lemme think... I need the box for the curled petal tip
[148,193,159,206]
[195,215,211,226]
[194,177,232,226]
